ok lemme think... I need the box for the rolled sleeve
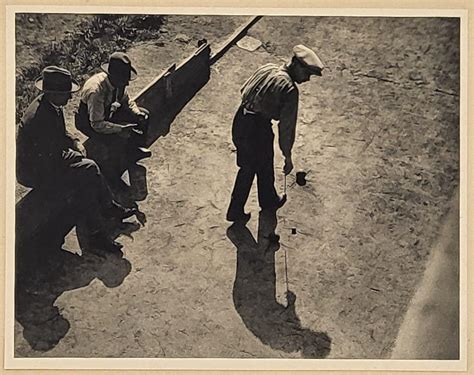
[124,91,142,116]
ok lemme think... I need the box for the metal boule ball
[296,171,307,186]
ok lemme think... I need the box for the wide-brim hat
[101,51,137,82]
[293,45,325,76]
[35,66,81,93]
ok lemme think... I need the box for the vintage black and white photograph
[6,5,466,370]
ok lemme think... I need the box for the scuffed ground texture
[14,15,459,359]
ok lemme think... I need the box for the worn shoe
[87,234,123,255]
[226,211,251,223]
[103,200,137,220]
[275,194,287,209]
[262,194,287,212]
[128,147,152,162]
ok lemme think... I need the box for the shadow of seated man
[227,210,331,358]
[16,66,138,258]
[15,247,131,352]
[74,52,151,201]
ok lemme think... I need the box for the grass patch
[16,14,166,123]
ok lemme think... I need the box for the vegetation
[16,14,165,122]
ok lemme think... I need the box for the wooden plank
[210,16,262,65]
[131,42,210,102]
[132,63,176,103]
[134,43,211,146]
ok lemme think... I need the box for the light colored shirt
[241,63,299,158]
[80,72,141,134]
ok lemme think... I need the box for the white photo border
[4,5,469,372]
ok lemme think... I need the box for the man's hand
[62,148,83,162]
[73,139,87,157]
[283,157,294,175]
[137,111,149,126]
[118,123,138,138]
[122,123,139,129]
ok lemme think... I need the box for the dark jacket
[17,94,75,187]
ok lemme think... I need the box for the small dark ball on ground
[296,171,307,186]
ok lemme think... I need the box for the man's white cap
[293,45,324,76]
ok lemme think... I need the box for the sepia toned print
[7,8,465,370]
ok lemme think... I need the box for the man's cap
[293,45,324,76]
[34,66,80,93]
[101,52,138,82]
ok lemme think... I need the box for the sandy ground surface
[13,15,460,359]
[392,191,459,359]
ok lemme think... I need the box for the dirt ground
[13,15,459,360]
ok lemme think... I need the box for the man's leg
[64,157,136,253]
[84,133,130,194]
[226,107,257,222]
[227,167,255,222]
[66,157,136,218]
[257,166,280,210]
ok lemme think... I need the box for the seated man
[75,52,151,188]
[17,66,135,254]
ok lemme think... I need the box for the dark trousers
[58,151,115,233]
[227,106,279,217]
[16,153,115,272]
[76,103,149,189]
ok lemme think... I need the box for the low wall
[134,43,211,146]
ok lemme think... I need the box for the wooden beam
[210,16,263,65]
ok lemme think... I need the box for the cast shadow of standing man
[227,210,331,358]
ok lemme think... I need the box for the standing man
[17,66,136,253]
[227,45,324,223]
